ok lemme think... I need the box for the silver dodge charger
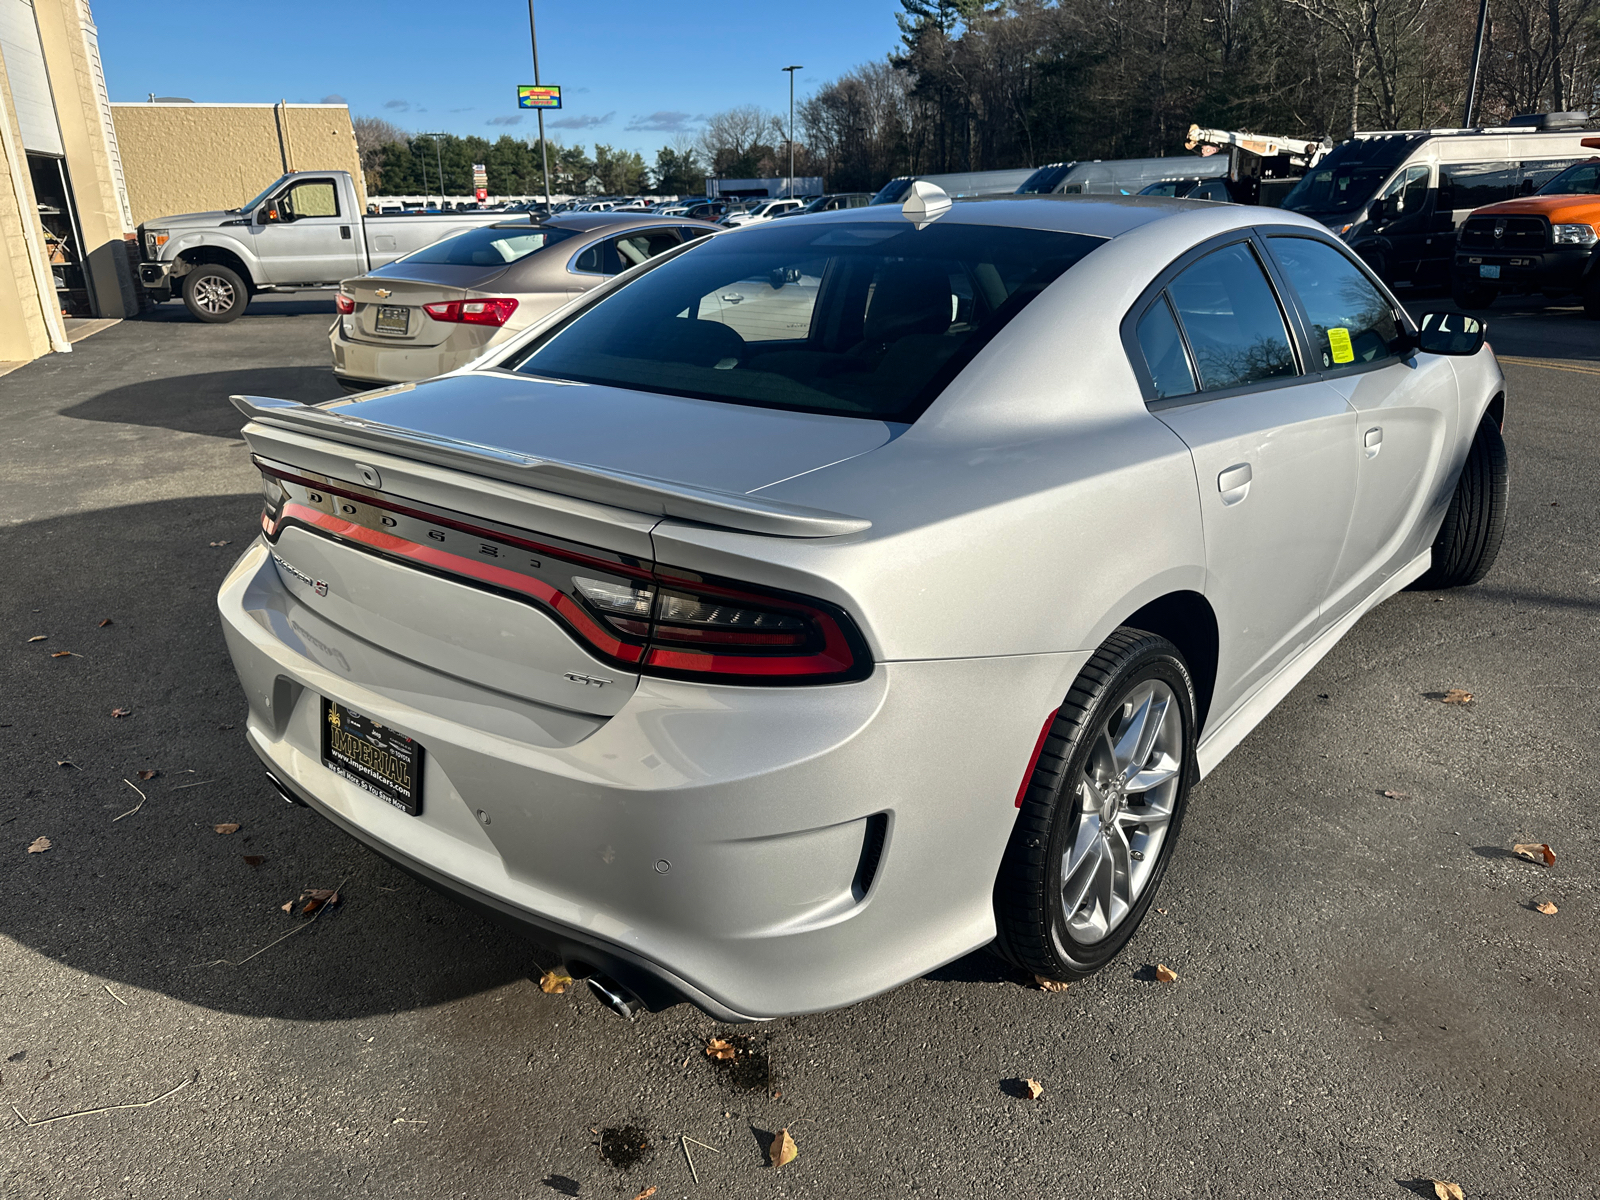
[220,187,1506,1020]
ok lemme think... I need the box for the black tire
[1452,279,1497,310]
[993,629,1198,981]
[182,263,250,323]
[1414,413,1508,589]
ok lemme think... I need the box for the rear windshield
[1539,161,1600,196]
[401,225,578,267]
[504,220,1104,421]
[1016,164,1075,194]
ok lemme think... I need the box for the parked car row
[225,179,1506,1021]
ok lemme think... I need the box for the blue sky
[98,1,905,155]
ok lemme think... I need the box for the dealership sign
[517,85,562,110]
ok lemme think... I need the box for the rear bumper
[1454,245,1590,290]
[329,318,489,385]
[218,540,1086,1018]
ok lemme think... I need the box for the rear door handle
[1217,463,1252,505]
[1364,426,1383,458]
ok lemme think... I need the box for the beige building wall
[0,22,67,363]
[112,102,363,228]
[33,0,136,316]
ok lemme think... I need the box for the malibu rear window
[503,221,1104,421]
[400,225,578,267]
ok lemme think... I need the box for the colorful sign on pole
[472,163,488,202]
[517,85,562,110]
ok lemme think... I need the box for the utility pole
[529,1,553,211]
[420,133,448,207]
[1463,0,1490,127]
[783,65,802,199]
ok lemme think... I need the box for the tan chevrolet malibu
[330,213,722,391]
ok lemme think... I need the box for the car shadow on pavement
[136,297,338,322]
[59,367,343,439]
[0,495,546,1021]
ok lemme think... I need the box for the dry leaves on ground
[1433,1181,1465,1200]
[110,707,131,718]
[1023,1078,1045,1100]
[1035,975,1070,993]
[1155,964,1179,984]
[704,1037,737,1060]
[298,888,340,916]
[209,540,231,547]
[98,618,113,627]
[137,769,159,781]
[1513,842,1556,867]
[280,901,294,914]
[538,968,574,995]
[769,1128,798,1168]
[27,635,46,642]
[50,650,74,659]
[631,1189,657,1200]
[1439,689,1474,705]
[1535,901,1559,916]
[27,837,51,854]
[213,823,240,835]
[1382,790,1410,799]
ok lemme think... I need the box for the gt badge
[564,672,612,688]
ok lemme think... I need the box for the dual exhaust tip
[267,771,647,1020]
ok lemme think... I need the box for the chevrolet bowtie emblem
[373,288,392,298]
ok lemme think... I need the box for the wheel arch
[1485,390,1505,431]
[1118,590,1220,736]
[177,246,256,291]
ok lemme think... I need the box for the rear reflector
[258,464,870,685]
[423,297,519,326]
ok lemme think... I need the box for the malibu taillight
[423,298,519,327]
[335,293,355,315]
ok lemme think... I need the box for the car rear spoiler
[229,394,871,538]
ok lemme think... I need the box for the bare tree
[353,116,409,190]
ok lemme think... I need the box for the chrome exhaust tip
[266,771,308,808]
[586,974,644,1019]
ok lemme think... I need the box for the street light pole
[421,133,447,207]
[1463,0,1490,127]
[783,65,802,199]
[529,1,553,212]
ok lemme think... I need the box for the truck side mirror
[1414,311,1485,356]
[1367,195,1387,225]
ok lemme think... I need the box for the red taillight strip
[259,464,652,580]
[1014,709,1061,808]
[275,501,642,663]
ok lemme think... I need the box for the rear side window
[1165,243,1297,392]
[1440,161,1519,209]
[1135,296,1196,399]
[1269,237,1400,371]
[613,229,683,271]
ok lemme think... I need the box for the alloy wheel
[1059,679,1183,944]
[193,276,236,315]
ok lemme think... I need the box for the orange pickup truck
[1452,136,1600,317]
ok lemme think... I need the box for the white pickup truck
[137,171,509,323]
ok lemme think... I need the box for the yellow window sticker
[1327,326,1355,364]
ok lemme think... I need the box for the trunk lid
[344,276,484,347]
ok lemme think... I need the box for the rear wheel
[1452,278,1497,310]
[994,629,1197,981]
[1414,413,1508,589]
[183,263,249,323]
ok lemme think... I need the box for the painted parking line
[1496,354,1600,377]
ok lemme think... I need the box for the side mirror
[255,207,271,225]
[1366,195,1387,225]
[1415,311,1485,356]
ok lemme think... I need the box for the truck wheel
[183,264,249,323]
[1451,279,1496,310]
[1414,413,1508,590]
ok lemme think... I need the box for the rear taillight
[335,293,355,315]
[258,464,870,685]
[423,298,519,327]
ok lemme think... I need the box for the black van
[1279,118,1597,287]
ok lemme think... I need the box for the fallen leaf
[1156,907,1169,914]
[298,887,340,916]
[110,707,131,718]
[50,650,72,658]
[27,837,51,854]
[538,968,574,995]
[632,1189,658,1200]
[769,1128,797,1168]
[280,901,294,914]
[209,540,231,547]
[1155,964,1179,984]
[1034,975,1070,993]
[1440,689,1473,705]
[705,1037,737,1060]
[1382,790,1410,799]
[1535,901,1558,916]
[1513,842,1556,868]
[1023,1078,1045,1100]
[56,760,79,770]
[27,635,46,642]
[137,769,159,781]
[213,823,240,835]
[98,618,113,627]
[1433,1181,1465,1200]
[241,855,264,867]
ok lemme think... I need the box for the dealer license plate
[374,305,410,335]
[321,698,424,814]
[1479,264,1501,279]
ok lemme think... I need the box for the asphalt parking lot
[1,290,1597,1200]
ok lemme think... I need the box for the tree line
[357,0,1600,198]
